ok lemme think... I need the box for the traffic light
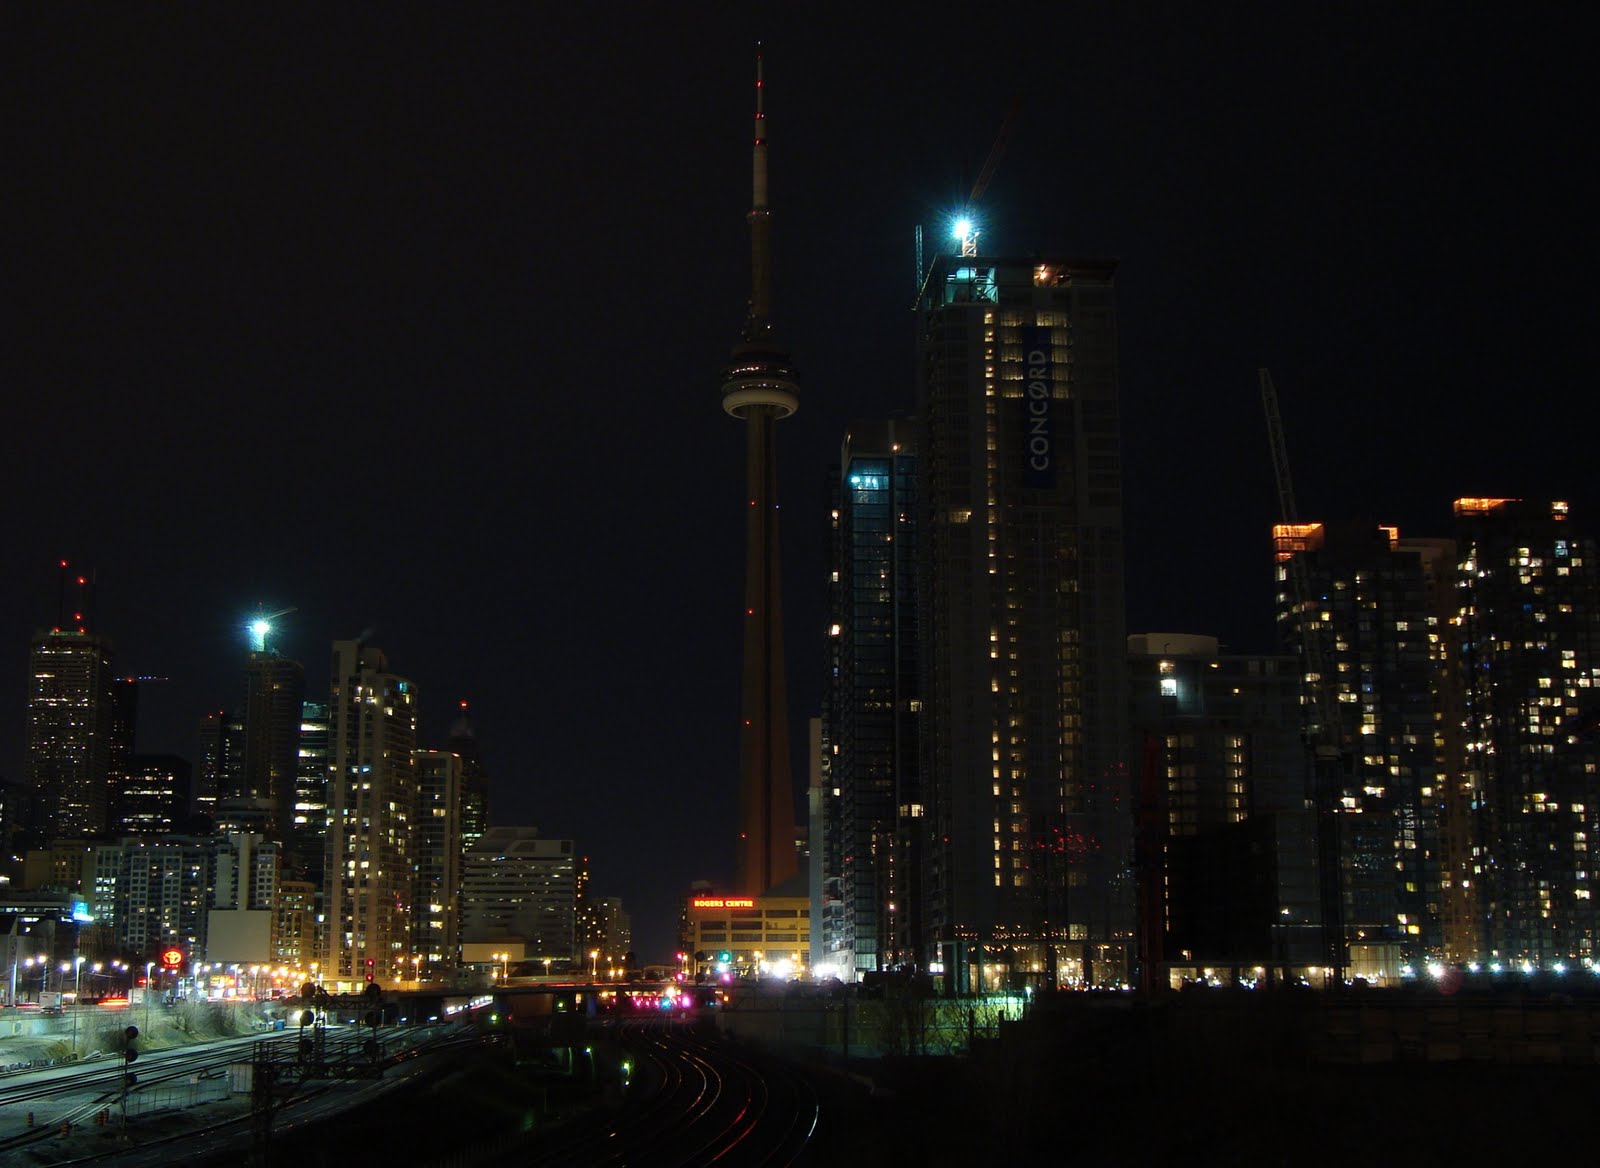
[718,951,732,964]
[364,958,375,983]
[123,1025,140,1090]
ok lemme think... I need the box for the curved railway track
[523,1017,819,1167]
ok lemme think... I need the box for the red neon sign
[160,948,184,970]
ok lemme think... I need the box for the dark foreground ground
[248,1002,1600,1167]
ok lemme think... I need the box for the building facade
[240,651,306,840]
[1274,521,1449,976]
[460,827,576,963]
[26,630,118,838]
[413,749,462,977]
[1454,498,1600,965]
[1127,633,1320,982]
[822,419,921,978]
[324,641,419,984]
[915,254,1131,989]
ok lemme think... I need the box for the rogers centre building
[681,892,810,982]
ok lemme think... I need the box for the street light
[71,956,85,1056]
[145,962,155,1029]
[590,950,599,980]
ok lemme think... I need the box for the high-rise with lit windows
[240,650,305,840]
[1454,498,1600,965]
[26,629,118,839]
[324,640,419,983]
[1273,521,1449,975]
[413,749,461,976]
[822,419,922,977]
[915,253,1131,989]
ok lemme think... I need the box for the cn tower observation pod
[721,342,799,420]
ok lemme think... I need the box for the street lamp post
[590,950,599,980]
[71,956,84,1056]
[145,962,155,1030]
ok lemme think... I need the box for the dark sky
[4,7,1594,961]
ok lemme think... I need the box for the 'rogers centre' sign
[690,897,756,909]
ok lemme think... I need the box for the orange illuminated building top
[1454,497,1517,516]
[1274,521,1401,561]
[1273,522,1324,561]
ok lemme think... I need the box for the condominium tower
[324,641,419,983]
[915,253,1131,988]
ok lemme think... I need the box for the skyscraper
[413,749,462,976]
[448,702,490,851]
[195,709,243,819]
[1273,521,1447,975]
[915,253,1131,989]
[26,629,117,838]
[240,649,306,840]
[324,640,418,983]
[722,51,800,898]
[821,419,922,976]
[1454,498,1600,965]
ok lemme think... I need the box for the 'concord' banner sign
[1022,324,1054,488]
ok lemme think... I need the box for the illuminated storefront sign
[690,897,755,909]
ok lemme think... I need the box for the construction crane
[1260,368,1348,985]
[913,96,1024,300]
[247,605,297,654]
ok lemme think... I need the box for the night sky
[5,7,1594,960]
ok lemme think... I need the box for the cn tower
[722,49,799,897]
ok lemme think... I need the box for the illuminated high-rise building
[413,749,461,975]
[240,649,305,840]
[324,640,418,983]
[109,754,192,835]
[448,702,490,851]
[26,629,117,839]
[821,419,922,977]
[1273,521,1449,975]
[915,253,1131,989]
[1454,498,1600,965]
[722,52,800,897]
[195,709,243,818]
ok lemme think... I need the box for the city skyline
[5,9,1593,959]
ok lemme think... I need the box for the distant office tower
[448,702,490,850]
[460,827,576,962]
[324,641,419,983]
[240,651,305,839]
[413,749,461,976]
[821,420,922,978]
[722,53,800,897]
[1454,498,1600,965]
[109,754,192,835]
[594,896,632,965]
[108,677,139,808]
[27,629,118,838]
[1127,634,1319,977]
[915,254,1131,989]
[808,716,847,974]
[195,710,243,819]
[1274,522,1453,977]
